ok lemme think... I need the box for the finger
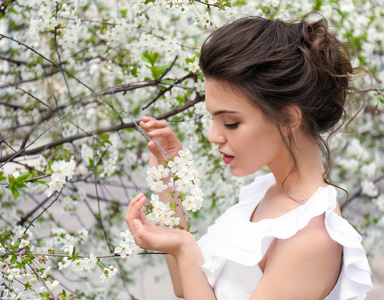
[139,210,152,226]
[130,195,147,220]
[147,127,174,139]
[141,118,168,131]
[125,193,145,224]
[147,140,166,161]
[130,219,146,248]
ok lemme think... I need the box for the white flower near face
[178,149,192,161]
[194,102,208,116]
[177,165,194,182]
[187,61,199,73]
[194,80,205,93]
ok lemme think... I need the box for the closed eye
[224,123,239,129]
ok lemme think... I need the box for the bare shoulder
[252,214,342,299]
[281,213,341,251]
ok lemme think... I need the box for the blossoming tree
[0,0,383,298]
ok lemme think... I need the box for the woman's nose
[208,123,226,144]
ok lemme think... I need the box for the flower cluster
[146,149,204,226]
[147,194,180,227]
[45,159,76,197]
[58,247,98,277]
[114,229,141,258]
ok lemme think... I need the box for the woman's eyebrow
[213,110,240,116]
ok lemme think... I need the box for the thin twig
[22,188,64,235]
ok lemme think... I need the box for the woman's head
[205,79,285,177]
[200,14,356,181]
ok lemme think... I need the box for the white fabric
[197,173,373,300]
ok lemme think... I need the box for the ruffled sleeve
[197,174,373,300]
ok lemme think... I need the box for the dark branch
[0,93,204,163]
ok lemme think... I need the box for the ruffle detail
[198,173,372,299]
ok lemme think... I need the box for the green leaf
[131,66,138,77]
[47,161,53,171]
[17,183,28,189]
[10,255,17,264]
[16,173,32,183]
[147,64,170,79]
[0,171,6,182]
[10,186,20,198]
[142,52,159,66]
[185,57,196,65]
[8,175,16,184]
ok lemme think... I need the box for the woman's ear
[282,105,302,136]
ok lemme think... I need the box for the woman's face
[205,79,285,177]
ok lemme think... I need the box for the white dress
[197,173,373,300]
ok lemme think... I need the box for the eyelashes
[224,123,239,129]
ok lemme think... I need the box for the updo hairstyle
[199,14,361,190]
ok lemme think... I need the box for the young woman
[125,15,373,299]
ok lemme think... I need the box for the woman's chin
[229,166,256,178]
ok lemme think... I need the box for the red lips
[219,151,234,165]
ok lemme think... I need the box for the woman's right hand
[140,116,183,167]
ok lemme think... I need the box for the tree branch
[0,93,204,163]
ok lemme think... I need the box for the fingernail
[149,143,156,149]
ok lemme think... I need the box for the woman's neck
[267,129,327,202]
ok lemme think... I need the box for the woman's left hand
[125,193,194,258]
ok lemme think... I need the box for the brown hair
[199,14,363,201]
